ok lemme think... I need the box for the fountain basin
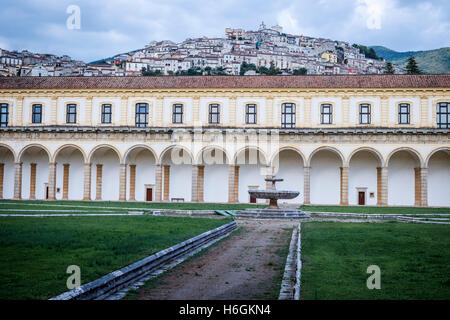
[249,190,299,209]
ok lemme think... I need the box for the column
[420,168,428,207]
[303,166,311,205]
[83,163,91,201]
[29,163,37,200]
[119,163,127,201]
[341,96,350,126]
[163,165,170,201]
[191,165,198,202]
[228,165,239,203]
[197,165,204,202]
[129,164,136,201]
[377,167,388,206]
[95,164,103,200]
[62,163,70,200]
[48,162,56,200]
[340,166,349,206]
[14,162,22,200]
[0,163,4,199]
[155,164,162,202]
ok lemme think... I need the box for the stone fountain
[237,176,311,220]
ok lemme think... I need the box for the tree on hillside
[384,62,395,74]
[240,62,257,75]
[292,68,307,75]
[406,56,421,74]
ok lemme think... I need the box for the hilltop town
[0,22,405,77]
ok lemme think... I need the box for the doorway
[358,191,365,205]
[146,188,153,201]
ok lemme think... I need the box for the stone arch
[347,147,384,167]
[425,147,450,168]
[196,145,230,165]
[18,143,51,162]
[18,144,51,200]
[88,144,122,164]
[234,146,268,166]
[270,146,306,168]
[52,144,88,163]
[124,144,158,164]
[386,147,423,167]
[0,143,17,162]
[426,147,450,206]
[160,145,194,165]
[307,146,345,167]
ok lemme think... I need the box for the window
[32,104,42,124]
[135,103,149,127]
[246,104,257,124]
[281,103,295,128]
[321,104,332,124]
[101,104,112,124]
[172,104,183,124]
[359,103,371,124]
[398,103,410,124]
[209,104,220,124]
[0,103,8,127]
[437,102,449,129]
[66,104,77,124]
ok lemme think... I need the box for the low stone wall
[50,220,237,300]
[279,223,302,300]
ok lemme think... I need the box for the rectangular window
[359,103,371,124]
[209,104,220,124]
[66,104,77,124]
[437,102,449,129]
[281,103,295,128]
[321,104,332,124]
[32,104,42,124]
[0,103,8,127]
[135,103,149,127]
[246,104,257,124]
[398,103,410,124]
[172,104,183,124]
[101,104,112,124]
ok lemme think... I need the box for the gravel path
[135,219,298,300]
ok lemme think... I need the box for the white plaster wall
[311,97,342,125]
[127,150,156,201]
[349,152,378,205]
[21,150,49,199]
[169,164,192,201]
[204,165,228,202]
[0,150,15,199]
[428,151,450,206]
[90,150,120,201]
[238,165,266,203]
[388,152,416,205]
[200,98,229,124]
[274,150,304,204]
[310,151,340,204]
[23,98,51,124]
[55,151,84,200]
[236,98,266,125]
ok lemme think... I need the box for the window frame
[0,103,9,127]
[281,103,296,128]
[135,102,149,128]
[101,103,112,124]
[398,103,410,125]
[66,103,77,124]
[437,102,449,129]
[172,103,184,124]
[31,104,43,124]
[208,103,220,124]
[245,103,257,124]
[320,103,333,125]
[359,103,371,125]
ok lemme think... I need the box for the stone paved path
[136,219,297,300]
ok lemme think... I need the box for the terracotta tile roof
[0,75,449,90]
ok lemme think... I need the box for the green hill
[370,46,450,74]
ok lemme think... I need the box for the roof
[0,75,449,90]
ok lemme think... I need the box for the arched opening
[19,145,50,200]
[428,149,450,206]
[310,148,343,205]
[161,146,193,202]
[125,146,157,202]
[0,145,15,199]
[387,150,421,206]
[89,146,121,201]
[54,146,85,200]
[348,149,382,206]
[198,147,229,202]
[271,149,304,204]
[235,147,267,203]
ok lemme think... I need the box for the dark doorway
[146,188,153,201]
[250,196,256,203]
[358,191,365,205]
[46,186,49,200]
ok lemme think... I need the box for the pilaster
[83,163,91,201]
[14,162,22,200]
[47,162,56,200]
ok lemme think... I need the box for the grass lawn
[301,222,450,299]
[301,205,450,215]
[0,215,232,300]
[0,199,264,214]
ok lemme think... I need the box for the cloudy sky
[0,0,448,62]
